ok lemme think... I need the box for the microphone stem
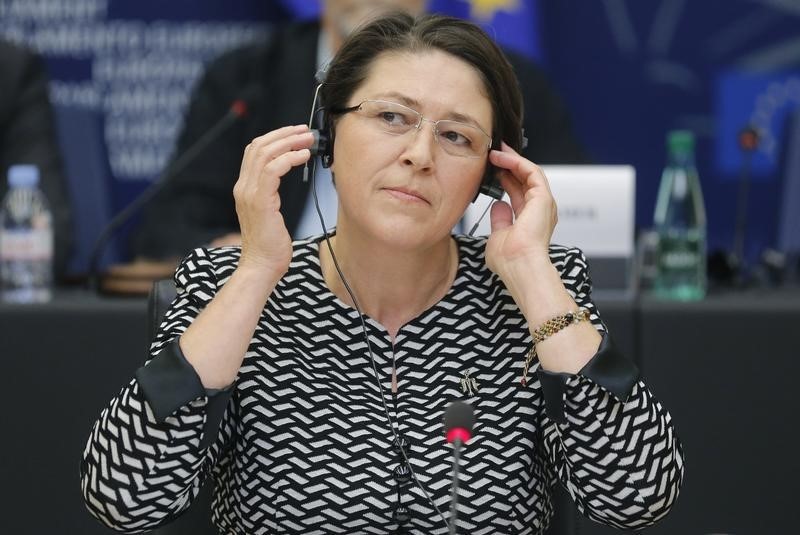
[87,108,240,291]
[449,439,462,535]
[733,150,752,276]
[468,199,493,237]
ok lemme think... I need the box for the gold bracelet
[521,308,590,386]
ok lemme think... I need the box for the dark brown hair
[319,12,523,154]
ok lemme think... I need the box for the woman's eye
[441,130,471,146]
[380,111,409,126]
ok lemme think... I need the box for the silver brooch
[460,369,479,396]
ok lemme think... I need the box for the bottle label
[656,231,703,270]
[653,228,706,300]
[0,229,53,261]
[660,248,699,269]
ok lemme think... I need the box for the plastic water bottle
[653,131,707,300]
[0,165,54,303]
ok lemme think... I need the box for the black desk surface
[637,292,800,535]
[1,290,797,534]
[2,292,148,535]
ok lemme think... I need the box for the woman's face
[330,50,493,250]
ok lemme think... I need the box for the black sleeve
[538,331,639,424]
[0,41,73,279]
[136,338,234,448]
[504,50,588,164]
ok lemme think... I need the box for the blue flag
[429,0,542,62]
[276,0,320,20]
[277,0,542,62]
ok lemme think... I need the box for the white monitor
[462,165,636,294]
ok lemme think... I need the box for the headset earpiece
[478,166,504,200]
[307,82,334,168]
[310,128,332,168]
[309,105,334,168]
[475,139,504,201]
[473,128,526,201]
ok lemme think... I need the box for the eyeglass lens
[357,100,490,158]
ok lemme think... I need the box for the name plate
[462,165,636,291]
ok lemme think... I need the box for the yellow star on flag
[466,0,520,21]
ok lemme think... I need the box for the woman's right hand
[233,124,314,277]
[177,125,313,388]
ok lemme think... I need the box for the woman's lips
[383,187,428,203]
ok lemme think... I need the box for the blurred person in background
[131,0,585,264]
[0,39,72,280]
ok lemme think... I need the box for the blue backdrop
[539,0,799,265]
[1,0,797,274]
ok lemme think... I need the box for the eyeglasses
[332,99,492,159]
[391,435,413,533]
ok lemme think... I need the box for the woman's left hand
[484,142,557,279]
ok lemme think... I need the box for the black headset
[306,83,516,202]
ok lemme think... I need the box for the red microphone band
[738,126,759,151]
[230,99,248,118]
[446,427,472,445]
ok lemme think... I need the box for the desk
[1,291,797,534]
[1,293,148,535]
[637,293,800,535]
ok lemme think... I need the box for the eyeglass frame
[328,99,494,159]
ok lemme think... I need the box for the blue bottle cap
[8,164,40,188]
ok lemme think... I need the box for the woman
[81,13,683,535]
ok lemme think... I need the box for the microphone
[87,87,258,291]
[731,125,759,283]
[444,401,475,535]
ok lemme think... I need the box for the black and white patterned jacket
[81,235,684,534]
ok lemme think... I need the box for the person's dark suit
[0,40,72,278]
[133,21,585,260]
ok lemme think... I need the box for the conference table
[1,288,797,534]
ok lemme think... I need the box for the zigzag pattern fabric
[81,235,684,534]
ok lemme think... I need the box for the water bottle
[0,165,54,303]
[653,131,707,300]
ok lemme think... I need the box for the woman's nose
[400,120,437,170]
